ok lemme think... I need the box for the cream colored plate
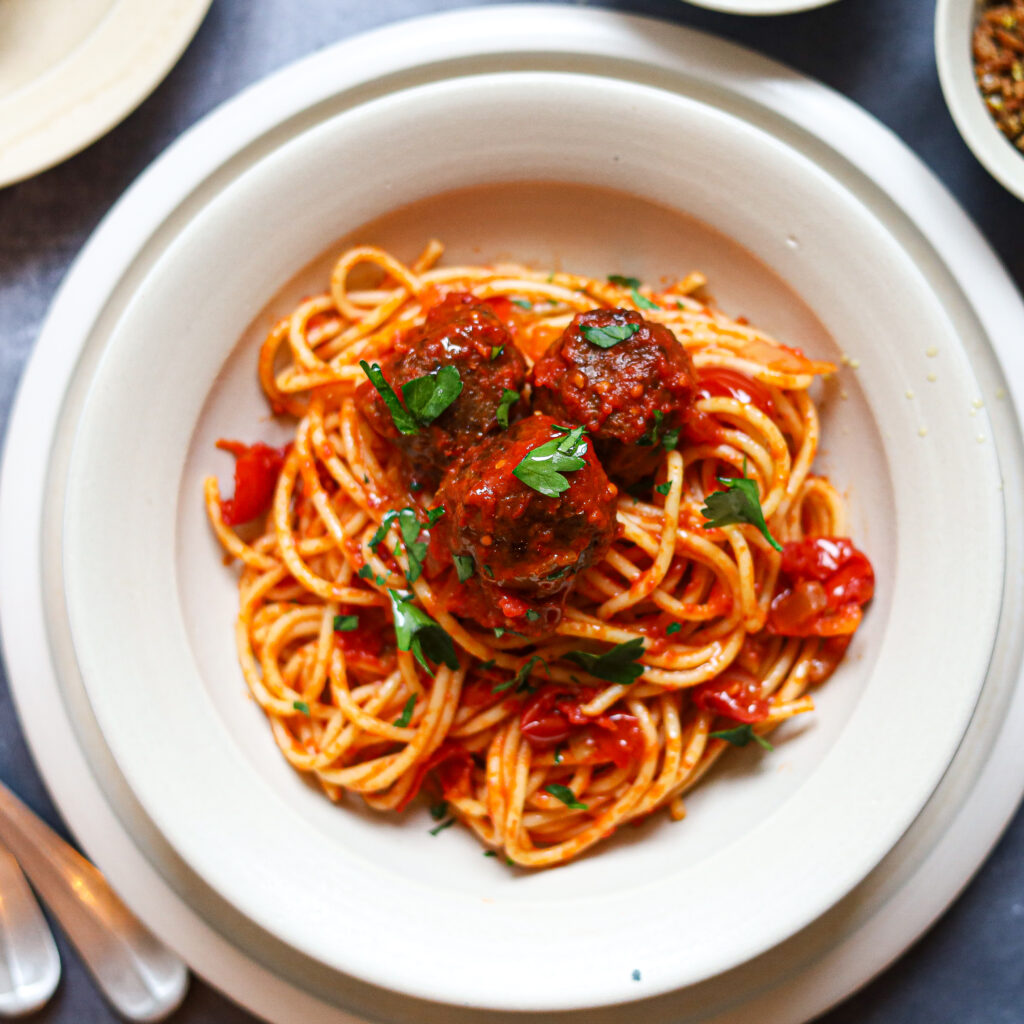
[0,0,210,187]
[3,7,1024,1023]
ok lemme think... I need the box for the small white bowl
[936,0,1024,200]
[683,0,838,13]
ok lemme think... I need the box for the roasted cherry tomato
[768,537,874,637]
[216,439,287,525]
[690,667,770,723]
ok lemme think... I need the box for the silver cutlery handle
[0,840,59,1017]
[0,781,188,1021]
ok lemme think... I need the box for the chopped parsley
[655,481,671,496]
[453,554,475,582]
[608,274,641,289]
[546,565,571,580]
[709,723,774,751]
[492,654,548,694]
[478,659,496,670]
[394,694,416,727]
[545,783,588,810]
[513,425,588,498]
[700,463,782,552]
[631,287,660,311]
[369,507,440,583]
[333,614,358,632]
[484,850,497,857]
[511,298,532,310]
[666,622,682,635]
[493,627,525,638]
[359,360,462,434]
[525,609,540,622]
[292,700,310,716]
[357,565,388,586]
[662,426,681,451]
[387,590,459,674]
[638,409,669,448]
[482,564,495,579]
[429,799,449,821]
[496,388,519,429]
[429,817,456,836]
[580,322,640,349]
[564,636,645,685]
[490,344,504,361]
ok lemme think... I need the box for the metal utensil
[0,781,188,1021]
[0,839,59,1016]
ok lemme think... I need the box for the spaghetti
[205,241,874,868]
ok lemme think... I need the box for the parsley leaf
[608,274,641,289]
[387,590,459,674]
[545,783,588,810]
[401,364,463,424]
[429,817,456,836]
[429,799,449,821]
[580,322,640,349]
[662,426,681,451]
[492,654,548,694]
[655,481,671,496]
[525,609,540,622]
[630,287,661,311]
[709,723,774,751]
[478,659,496,670]
[453,554,474,582]
[370,508,432,582]
[496,389,519,429]
[564,637,645,685]
[425,506,445,527]
[482,564,495,579]
[293,700,310,716]
[513,425,589,498]
[490,344,504,361]
[493,627,525,638]
[511,298,532,310]
[484,850,497,857]
[359,361,418,434]
[700,468,782,552]
[357,565,387,585]
[394,694,416,727]
[666,622,682,635]
[333,614,358,632]
[359,361,463,434]
[638,409,663,447]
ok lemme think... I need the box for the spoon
[0,839,59,1016]
[0,781,188,1021]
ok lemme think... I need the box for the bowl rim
[59,64,1005,1011]
[936,0,1024,201]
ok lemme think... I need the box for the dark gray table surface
[2,0,1023,1021]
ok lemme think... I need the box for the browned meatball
[435,413,617,635]
[356,292,528,488]
[532,308,696,485]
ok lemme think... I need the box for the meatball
[356,292,528,488]
[532,308,696,485]
[436,413,618,635]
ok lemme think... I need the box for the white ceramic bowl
[61,70,1004,1011]
[682,0,838,13]
[937,0,1024,200]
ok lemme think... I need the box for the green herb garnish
[292,700,310,716]
[525,609,540,622]
[511,298,532,310]
[545,783,588,810]
[482,564,495,579]
[655,481,671,496]
[608,274,641,289]
[333,614,358,632]
[666,622,682,635]
[359,361,418,435]
[387,590,459,674]
[492,654,548,694]
[496,389,519,429]
[394,694,416,727]
[630,287,660,311]
[429,799,449,821]
[484,850,497,857]
[478,659,496,670]
[425,507,445,526]
[662,426,680,451]
[709,723,774,751]
[490,344,504,361]
[700,463,782,552]
[359,361,463,434]
[513,425,588,498]
[580,322,640,349]
[429,817,456,836]
[357,565,388,585]
[564,637,645,685]
[453,554,474,582]
[369,508,431,582]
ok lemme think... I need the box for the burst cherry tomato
[216,439,287,525]
[691,667,770,723]
[697,367,776,417]
[768,537,874,637]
